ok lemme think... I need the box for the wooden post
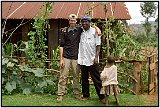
[133,62,142,95]
[148,54,158,95]
[154,54,158,93]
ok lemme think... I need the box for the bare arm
[92,25,102,36]
[94,45,101,64]
[60,47,63,61]
[60,47,64,67]
[59,28,66,67]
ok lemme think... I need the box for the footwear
[57,95,63,102]
[81,97,90,100]
[100,98,106,104]
[74,94,81,100]
[116,100,119,105]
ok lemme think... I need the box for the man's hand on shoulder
[92,25,102,36]
[61,27,67,32]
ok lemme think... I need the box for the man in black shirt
[57,14,82,102]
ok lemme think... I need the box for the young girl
[100,55,119,105]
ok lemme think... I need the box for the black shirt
[60,26,83,60]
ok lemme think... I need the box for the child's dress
[100,65,118,95]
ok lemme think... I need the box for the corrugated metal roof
[2,2,131,20]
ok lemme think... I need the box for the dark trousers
[80,64,105,100]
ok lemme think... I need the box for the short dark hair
[107,55,115,63]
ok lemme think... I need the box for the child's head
[107,55,115,64]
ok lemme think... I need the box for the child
[100,55,119,105]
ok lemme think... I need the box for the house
[2,2,131,59]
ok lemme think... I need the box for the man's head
[81,15,91,30]
[69,14,77,28]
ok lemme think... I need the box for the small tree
[140,2,157,40]
[140,2,158,55]
[140,2,157,22]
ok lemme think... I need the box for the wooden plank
[132,62,142,95]
[149,83,155,95]
[149,70,154,83]
[149,88,155,95]
[150,63,155,70]
[148,53,158,58]
[149,83,154,90]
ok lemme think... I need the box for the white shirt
[78,27,101,66]
[100,65,118,86]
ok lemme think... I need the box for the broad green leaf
[28,31,36,36]
[7,62,14,67]
[2,58,9,65]
[35,87,43,93]
[46,79,54,85]
[16,77,24,85]
[10,75,23,85]
[33,68,44,77]
[12,59,18,63]
[2,66,6,73]
[38,80,47,88]
[23,88,31,95]
[18,65,32,72]
[20,83,32,91]
[11,81,16,89]
[5,82,13,93]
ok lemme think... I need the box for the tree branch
[2,19,24,47]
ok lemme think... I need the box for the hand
[92,25,102,36]
[60,59,65,67]
[96,28,102,36]
[61,27,67,32]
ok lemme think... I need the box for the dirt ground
[146,91,159,105]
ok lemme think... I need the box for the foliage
[98,16,142,60]
[96,2,155,94]
[27,2,53,67]
[46,45,61,94]
[154,16,158,34]
[117,63,132,93]
[140,2,157,20]
[140,2,158,48]
[2,2,57,95]
[50,45,60,70]
[2,44,59,95]
[2,56,59,95]
[3,43,14,56]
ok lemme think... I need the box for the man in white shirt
[78,15,105,104]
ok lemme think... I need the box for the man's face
[69,19,77,27]
[81,20,90,30]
